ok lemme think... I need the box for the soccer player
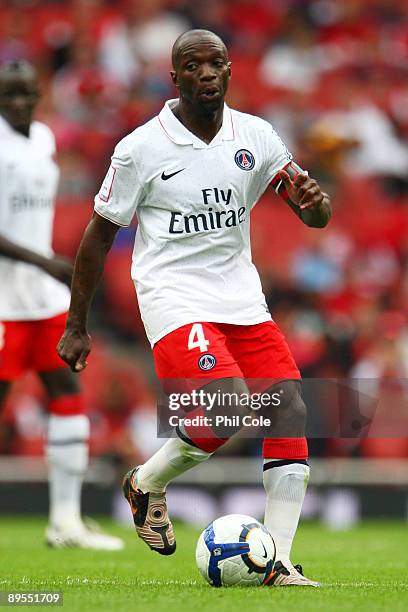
[58,30,331,584]
[0,60,123,550]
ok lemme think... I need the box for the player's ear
[228,62,232,77]
[170,70,179,87]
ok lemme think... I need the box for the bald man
[58,30,330,585]
[0,60,123,550]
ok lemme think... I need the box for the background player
[0,60,123,550]
[57,30,330,583]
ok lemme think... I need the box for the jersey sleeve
[263,127,293,184]
[94,139,143,227]
[0,155,7,228]
[0,157,6,227]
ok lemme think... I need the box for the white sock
[46,414,89,530]
[263,459,310,565]
[136,437,211,493]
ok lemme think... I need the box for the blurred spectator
[99,0,189,89]
[259,8,340,92]
[314,89,408,182]
[290,232,345,294]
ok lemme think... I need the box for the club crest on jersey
[198,354,217,371]
[234,149,255,171]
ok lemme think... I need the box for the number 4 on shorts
[188,323,210,352]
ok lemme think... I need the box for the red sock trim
[182,407,228,453]
[187,435,227,454]
[262,437,308,460]
[48,394,85,416]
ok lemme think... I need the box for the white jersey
[94,99,292,346]
[0,116,70,320]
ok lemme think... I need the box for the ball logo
[234,149,255,171]
[198,354,217,371]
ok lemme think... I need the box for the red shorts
[153,321,300,391]
[0,312,68,380]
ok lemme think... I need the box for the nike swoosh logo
[161,168,185,180]
[261,542,268,558]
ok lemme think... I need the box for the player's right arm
[57,212,120,372]
[0,234,73,286]
[57,136,142,372]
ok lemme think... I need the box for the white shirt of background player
[0,116,70,321]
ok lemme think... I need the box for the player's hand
[43,255,73,287]
[57,327,91,373]
[278,169,324,211]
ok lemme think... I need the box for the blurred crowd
[1,0,408,463]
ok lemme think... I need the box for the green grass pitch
[1,517,407,611]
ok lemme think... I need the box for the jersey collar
[158,98,234,149]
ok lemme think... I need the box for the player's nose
[198,63,217,81]
[10,95,29,110]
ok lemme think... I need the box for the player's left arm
[271,161,331,228]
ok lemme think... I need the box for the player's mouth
[198,87,220,101]
[12,111,30,122]
[8,108,32,124]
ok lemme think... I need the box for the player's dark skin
[170,30,232,144]
[0,62,79,406]
[58,31,331,438]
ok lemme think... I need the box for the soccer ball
[195,514,276,587]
